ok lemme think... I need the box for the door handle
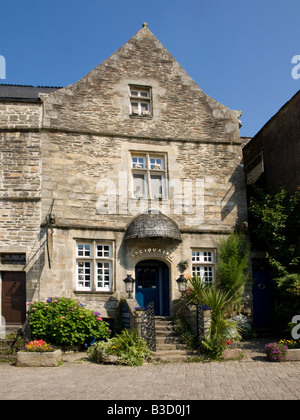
[258,283,265,290]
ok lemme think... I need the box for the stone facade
[243,90,300,193]
[0,25,250,325]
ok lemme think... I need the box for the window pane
[132,157,145,169]
[77,244,91,257]
[140,90,149,97]
[77,261,92,289]
[150,157,163,170]
[140,103,149,113]
[97,245,111,258]
[133,174,145,197]
[150,174,163,198]
[130,90,138,96]
[192,250,213,262]
[192,265,214,284]
[0,253,26,265]
[131,102,139,113]
[97,262,111,289]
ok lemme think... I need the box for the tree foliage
[216,232,250,310]
[248,187,300,276]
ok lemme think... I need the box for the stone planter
[286,349,300,361]
[221,348,243,360]
[99,350,118,364]
[16,350,62,367]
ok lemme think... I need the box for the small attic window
[129,85,152,117]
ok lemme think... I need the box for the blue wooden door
[135,260,169,316]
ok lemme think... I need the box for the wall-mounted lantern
[123,274,135,299]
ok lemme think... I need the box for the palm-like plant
[184,276,242,357]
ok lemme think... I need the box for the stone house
[0,24,249,328]
[243,90,300,329]
[243,89,300,194]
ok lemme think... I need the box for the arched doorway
[135,259,170,316]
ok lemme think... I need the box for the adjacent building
[243,90,300,328]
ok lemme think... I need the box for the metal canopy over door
[135,260,169,316]
[1,271,26,324]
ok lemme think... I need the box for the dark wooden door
[2,271,26,324]
[252,269,274,328]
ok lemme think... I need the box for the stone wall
[243,91,300,194]
[41,132,247,232]
[41,26,241,144]
[0,102,42,129]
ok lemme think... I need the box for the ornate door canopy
[124,210,182,242]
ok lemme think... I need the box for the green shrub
[27,297,111,347]
[217,232,250,311]
[274,273,300,334]
[183,277,242,358]
[87,329,152,366]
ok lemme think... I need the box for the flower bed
[16,340,62,367]
[279,339,300,361]
[221,338,243,360]
[264,340,300,362]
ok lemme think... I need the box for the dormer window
[129,85,152,116]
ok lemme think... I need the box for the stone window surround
[129,84,152,117]
[191,248,216,284]
[75,240,114,293]
[131,151,168,200]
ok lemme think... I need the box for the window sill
[128,197,169,203]
[129,114,153,119]
[74,290,114,295]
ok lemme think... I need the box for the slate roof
[0,84,61,101]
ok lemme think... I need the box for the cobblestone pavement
[1,339,300,401]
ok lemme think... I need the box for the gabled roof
[40,24,242,143]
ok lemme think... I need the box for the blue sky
[0,0,299,137]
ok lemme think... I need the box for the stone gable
[41,25,241,143]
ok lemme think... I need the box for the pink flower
[97,317,103,321]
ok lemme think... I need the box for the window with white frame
[76,242,113,291]
[129,86,152,116]
[191,250,215,285]
[131,153,167,199]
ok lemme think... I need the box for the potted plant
[264,342,289,362]
[278,339,300,361]
[16,339,62,367]
[178,259,190,271]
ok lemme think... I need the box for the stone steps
[152,316,196,362]
[0,324,22,362]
